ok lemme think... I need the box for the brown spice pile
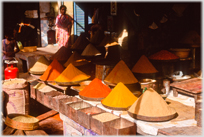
[128,88,176,117]
[132,55,158,73]
[71,33,90,50]
[148,50,179,60]
[50,46,72,61]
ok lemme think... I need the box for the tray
[172,75,191,81]
[55,79,88,86]
[170,78,202,94]
[79,95,104,101]
[101,103,130,111]
[29,70,45,75]
[127,111,177,122]
[5,114,39,130]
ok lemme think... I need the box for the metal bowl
[170,48,191,59]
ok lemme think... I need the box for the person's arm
[67,15,72,35]
[2,40,7,55]
[14,40,20,53]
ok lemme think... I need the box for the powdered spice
[64,51,88,67]
[92,113,119,122]
[71,33,90,50]
[79,78,111,99]
[30,56,50,72]
[128,88,176,117]
[104,60,138,84]
[81,43,101,56]
[40,59,64,81]
[55,63,90,82]
[101,82,138,109]
[50,46,72,61]
[132,55,158,73]
[148,50,179,60]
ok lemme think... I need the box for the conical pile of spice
[50,46,72,61]
[98,35,113,47]
[79,78,111,100]
[148,50,179,60]
[104,60,138,84]
[101,82,138,110]
[55,63,90,83]
[128,88,176,117]
[90,29,105,45]
[179,30,201,45]
[81,43,101,56]
[71,33,90,50]
[29,56,50,73]
[64,51,89,67]
[40,59,64,81]
[132,55,158,73]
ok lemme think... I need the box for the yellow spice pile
[102,82,137,109]
[104,60,138,84]
[55,63,90,82]
[128,88,176,117]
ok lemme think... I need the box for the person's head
[5,29,13,41]
[60,5,67,15]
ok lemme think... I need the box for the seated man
[2,29,20,69]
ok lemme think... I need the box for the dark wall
[3,2,41,46]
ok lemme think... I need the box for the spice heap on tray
[104,60,138,84]
[132,55,158,74]
[79,78,111,100]
[128,88,176,118]
[29,56,50,73]
[90,29,105,45]
[55,63,90,83]
[64,51,88,67]
[148,50,179,60]
[81,43,101,56]
[71,33,90,50]
[101,82,138,110]
[40,59,64,81]
[50,46,72,61]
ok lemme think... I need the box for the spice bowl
[139,79,158,91]
[170,48,191,59]
[103,118,136,135]
[67,101,93,123]
[77,106,106,129]
[90,112,120,135]
[59,96,83,116]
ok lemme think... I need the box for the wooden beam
[36,110,58,122]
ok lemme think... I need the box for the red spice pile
[79,78,111,99]
[148,50,179,60]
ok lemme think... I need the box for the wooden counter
[20,73,201,136]
[15,47,58,72]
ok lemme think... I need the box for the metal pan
[5,113,39,130]
[127,111,177,122]
[101,103,130,111]
[79,95,104,101]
